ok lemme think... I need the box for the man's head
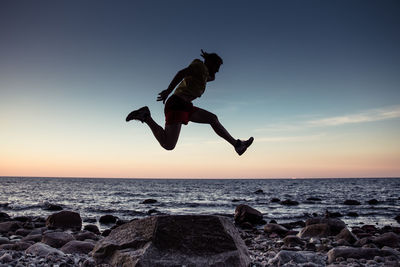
[201,49,223,80]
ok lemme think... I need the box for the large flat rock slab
[92,215,250,267]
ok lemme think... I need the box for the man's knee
[209,113,219,124]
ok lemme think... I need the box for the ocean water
[1,177,399,230]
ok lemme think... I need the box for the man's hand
[157,89,171,104]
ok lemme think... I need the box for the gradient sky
[1,1,399,178]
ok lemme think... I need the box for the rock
[25,242,65,257]
[283,235,305,247]
[372,232,400,248]
[0,253,13,263]
[13,216,30,222]
[335,228,358,244]
[281,220,306,229]
[270,198,280,203]
[395,215,400,223]
[46,211,82,231]
[368,199,379,205]
[60,240,95,254]
[254,189,264,194]
[43,202,63,211]
[92,215,250,267]
[307,197,322,201]
[99,214,118,224]
[0,221,21,233]
[101,229,112,237]
[83,217,97,223]
[22,234,42,243]
[41,231,75,248]
[264,223,289,236]
[234,204,263,225]
[0,212,10,222]
[280,199,299,206]
[327,247,399,264]
[141,199,157,204]
[298,223,331,238]
[344,199,361,205]
[305,217,346,235]
[268,250,326,266]
[15,228,31,236]
[74,230,99,241]
[347,212,358,217]
[361,224,377,233]
[83,224,100,234]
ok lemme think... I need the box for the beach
[1,177,400,266]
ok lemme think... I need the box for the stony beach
[1,199,400,266]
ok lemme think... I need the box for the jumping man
[126,50,253,155]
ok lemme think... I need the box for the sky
[1,0,399,178]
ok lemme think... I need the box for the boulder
[283,235,305,247]
[0,237,10,245]
[41,231,75,248]
[141,199,157,204]
[43,202,63,211]
[84,224,100,234]
[306,197,322,201]
[305,217,346,235]
[264,223,289,236]
[0,221,21,233]
[327,247,400,264]
[254,189,264,194]
[22,234,42,243]
[99,215,118,224]
[280,199,299,206]
[60,240,95,254]
[234,204,263,225]
[92,215,250,267]
[25,242,65,257]
[368,199,379,205]
[74,231,99,241]
[335,228,358,244]
[0,212,10,222]
[46,211,82,231]
[298,223,331,238]
[270,198,280,203]
[268,250,326,266]
[372,232,400,248]
[344,199,361,205]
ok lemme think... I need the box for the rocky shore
[1,205,399,266]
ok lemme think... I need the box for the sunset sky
[1,1,399,178]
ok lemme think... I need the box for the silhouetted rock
[368,199,379,205]
[268,250,326,266]
[46,211,82,231]
[141,199,157,204]
[305,217,346,235]
[101,229,112,237]
[372,232,400,248]
[13,216,30,222]
[41,231,75,248]
[60,240,94,254]
[344,199,361,205]
[264,223,289,236]
[25,242,65,257]
[347,211,359,217]
[395,215,400,223]
[99,215,118,224]
[254,189,264,194]
[234,204,263,225]
[306,197,322,201]
[83,224,100,235]
[74,231,99,241]
[335,228,358,244]
[327,247,399,264]
[280,199,299,206]
[283,235,305,247]
[0,221,21,234]
[92,215,250,267]
[43,202,63,211]
[0,212,10,222]
[270,198,280,203]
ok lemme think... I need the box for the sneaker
[126,106,150,123]
[235,137,254,156]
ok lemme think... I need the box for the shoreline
[1,207,400,266]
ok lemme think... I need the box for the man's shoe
[235,137,254,156]
[126,106,150,123]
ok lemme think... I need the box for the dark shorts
[164,95,199,125]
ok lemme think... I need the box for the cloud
[257,134,325,143]
[308,105,400,126]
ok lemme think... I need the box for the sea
[1,177,399,230]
